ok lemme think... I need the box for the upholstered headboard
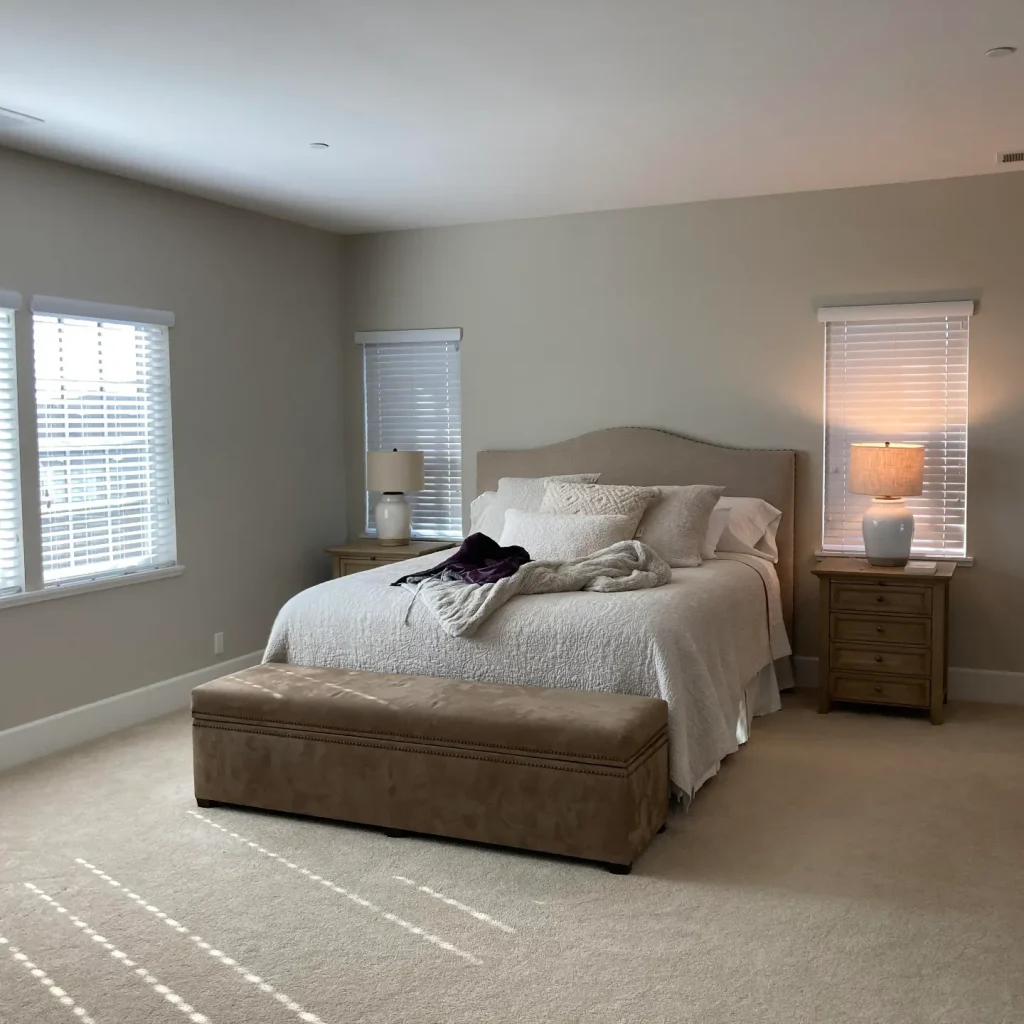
[477,427,796,636]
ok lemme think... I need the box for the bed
[265,427,796,798]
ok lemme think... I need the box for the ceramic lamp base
[375,492,412,545]
[862,497,915,567]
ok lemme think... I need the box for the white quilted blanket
[264,550,791,797]
[402,540,671,637]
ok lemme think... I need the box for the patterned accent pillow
[540,482,658,536]
[634,485,726,567]
[496,474,601,512]
[499,509,635,561]
[475,474,601,541]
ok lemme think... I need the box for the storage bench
[192,664,669,872]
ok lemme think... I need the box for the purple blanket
[391,532,531,587]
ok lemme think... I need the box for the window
[31,300,177,586]
[359,329,462,539]
[0,296,24,596]
[821,301,971,559]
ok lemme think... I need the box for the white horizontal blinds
[823,312,969,557]
[33,313,177,586]
[0,307,24,596]
[364,340,462,539]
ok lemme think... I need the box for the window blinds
[363,337,462,539]
[822,306,970,558]
[32,313,177,586]
[0,306,24,596]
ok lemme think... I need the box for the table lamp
[849,441,925,566]
[367,449,425,545]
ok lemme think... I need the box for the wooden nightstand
[326,539,457,578]
[812,558,955,724]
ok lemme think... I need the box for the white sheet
[264,551,792,798]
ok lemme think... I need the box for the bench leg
[657,822,667,834]
[195,798,218,808]
[606,862,632,875]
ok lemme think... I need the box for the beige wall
[0,149,348,731]
[346,171,1024,674]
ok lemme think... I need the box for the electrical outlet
[213,632,224,656]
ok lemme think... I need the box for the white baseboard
[947,666,1024,705]
[790,654,1024,706]
[0,651,262,775]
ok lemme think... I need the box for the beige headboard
[477,427,796,636]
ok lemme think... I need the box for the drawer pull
[874,685,883,694]
[874,655,883,663]
[876,595,885,603]
[876,626,884,633]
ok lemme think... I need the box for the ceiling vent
[998,150,1024,165]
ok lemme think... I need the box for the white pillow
[476,474,600,541]
[715,497,783,562]
[499,510,634,561]
[469,491,498,535]
[701,507,730,560]
[634,485,725,567]
[539,482,658,536]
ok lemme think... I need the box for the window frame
[0,293,25,597]
[356,328,463,541]
[819,300,972,563]
[0,294,182,609]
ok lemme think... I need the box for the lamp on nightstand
[849,441,925,567]
[367,449,425,545]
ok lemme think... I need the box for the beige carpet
[1,694,1022,1024]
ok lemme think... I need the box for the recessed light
[0,105,44,125]
[985,46,1017,58]
[309,142,330,149]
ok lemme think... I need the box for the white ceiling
[1,1,1022,233]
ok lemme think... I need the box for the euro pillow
[634,485,725,567]
[715,497,783,562]
[539,482,658,536]
[476,474,601,541]
[499,510,634,561]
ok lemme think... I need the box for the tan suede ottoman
[192,664,669,872]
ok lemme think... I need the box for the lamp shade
[849,442,924,497]
[366,449,425,493]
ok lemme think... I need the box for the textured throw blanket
[400,539,671,637]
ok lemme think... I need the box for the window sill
[814,550,974,568]
[0,564,185,610]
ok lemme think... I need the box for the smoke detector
[997,150,1024,166]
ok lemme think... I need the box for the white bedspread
[264,548,791,797]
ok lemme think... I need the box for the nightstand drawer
[831,581,931,616]
[831,642,931,677]
[343,559,384,575]
[830,613,931,647]
[831,672,929,708]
